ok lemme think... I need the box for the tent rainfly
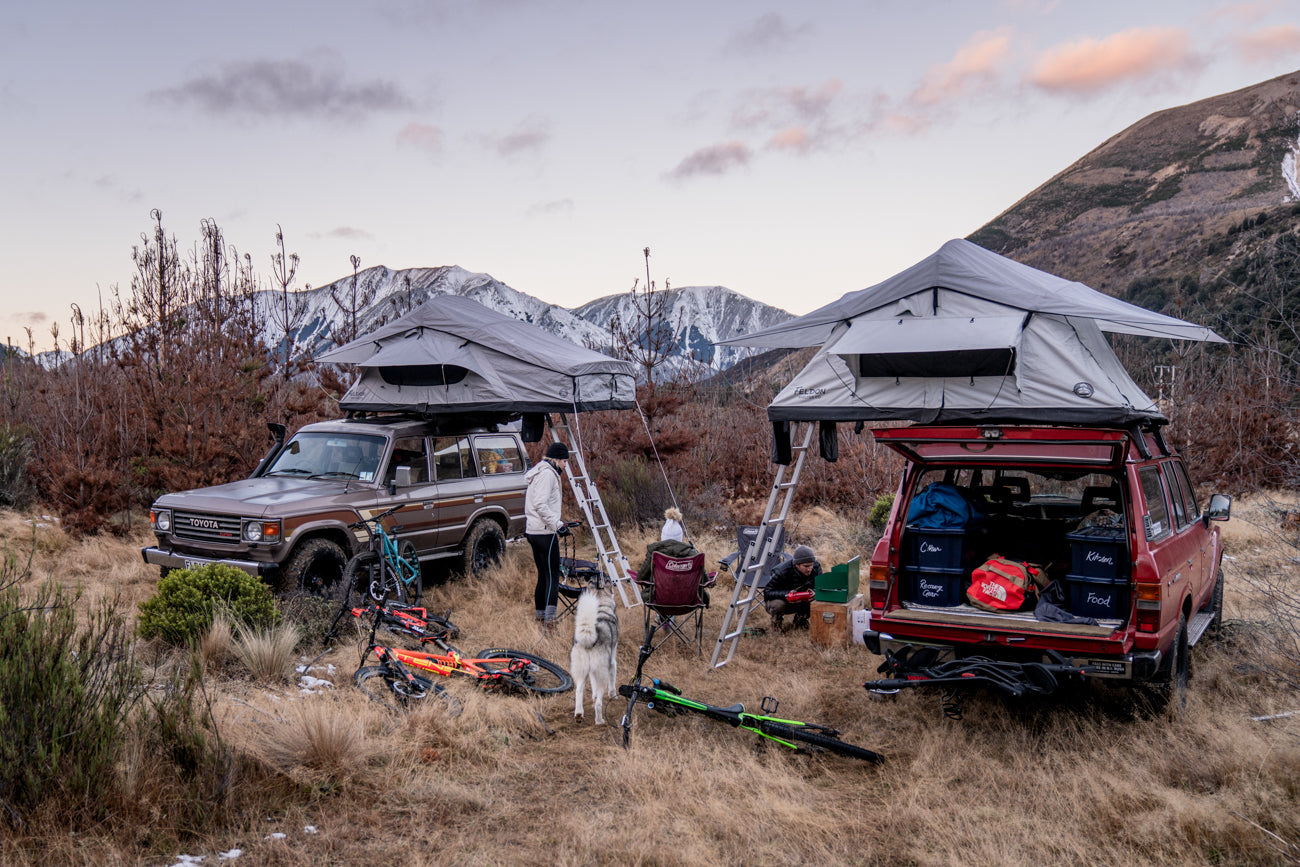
[715,239,1227,460]
[316,294,636,418]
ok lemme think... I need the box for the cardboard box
[810,593,866,648]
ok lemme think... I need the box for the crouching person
[763,545,821,631]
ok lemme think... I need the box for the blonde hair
[664,507,683,522]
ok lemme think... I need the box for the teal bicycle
[337,505,423,608]
[617,643,884,763]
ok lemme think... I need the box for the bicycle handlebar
[350,504,403,530]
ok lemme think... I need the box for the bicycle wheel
[354,665,462,715]
[760,721,885,764]
[475,648,574,694]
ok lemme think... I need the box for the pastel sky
[3,0,1299,352]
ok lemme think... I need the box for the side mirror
[1205,493,1232,523]
[394,466,414,488]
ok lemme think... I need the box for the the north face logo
[979,581,1007,602]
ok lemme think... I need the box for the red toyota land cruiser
[862,422,1231,710]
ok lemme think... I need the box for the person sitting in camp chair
[763,545,821,631]
[636,536,712,610]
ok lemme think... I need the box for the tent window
[378,364,470,387]
[857,348,1015,378]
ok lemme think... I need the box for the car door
[430,436,487,549]
[1135,463,1197,621]
[379,435,439,554]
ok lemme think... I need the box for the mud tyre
[461,520,506,578]
[284,538,348,596]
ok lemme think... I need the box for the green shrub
[599,457,669,529]
[0,558,136,823]
[138,563,278,645]
[868,492,895,530]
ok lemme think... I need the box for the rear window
[475,435,524,475]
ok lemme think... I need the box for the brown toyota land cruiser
[142,414,528,593]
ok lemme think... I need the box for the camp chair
[718,525,789,593]
[555,528,600,623]
[638,551,712,655]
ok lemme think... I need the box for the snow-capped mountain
[260,265,791,376]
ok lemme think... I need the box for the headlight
[152,509,171,532]
[242,520,281,543]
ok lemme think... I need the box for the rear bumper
[863,629,1162,682]
[141,547,276,579]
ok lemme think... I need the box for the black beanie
[545,442,570,460]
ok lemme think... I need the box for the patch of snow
[298,674,334,693]
[167,857,205,866]
[1283,113,1300,201]
[218,850,242,861]
[304,825,318,834]
[265,832,287,841]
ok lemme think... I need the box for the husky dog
[571,574,619,725]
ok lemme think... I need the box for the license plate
[184,558,211,570]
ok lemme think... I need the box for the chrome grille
[173,511,242,543]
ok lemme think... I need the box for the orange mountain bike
[351,596,573,711]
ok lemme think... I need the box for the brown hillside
[970,69,1300,296]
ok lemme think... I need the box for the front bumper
[141,547,277,579]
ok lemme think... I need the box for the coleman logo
[190,518,220,529]
[667,561,694,571]
[979,581,1007,602]
[795,387,826,396]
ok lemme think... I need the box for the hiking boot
[770,613,784,632]
[792,613,809,630]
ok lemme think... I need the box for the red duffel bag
[967,555,1042,612]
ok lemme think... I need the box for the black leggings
[528,532,561,616]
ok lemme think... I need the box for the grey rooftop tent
[316,294,636,416]
[717,239,1226,455]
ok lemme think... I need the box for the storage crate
[906,525,975,570]
[1064,574,1129,620]
[903,566,965,607]
[1066,526,1128,579]
[814,556,860,602]
[810,594,865,648]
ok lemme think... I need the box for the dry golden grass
[2,500,1299,866]
[231,619,302,683]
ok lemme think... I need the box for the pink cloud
[733,80,842,130]
[665,141,752,180]
[1028,27,1199,95]
[767,127,811,153]
[1230,24,1300,62]
[911,30,1012,107]
[396,122,443,153]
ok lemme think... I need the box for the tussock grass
[232,619,301,682]
[1,501,1299,864]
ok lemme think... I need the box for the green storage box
[814,556,860,602]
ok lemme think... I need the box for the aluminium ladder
[709,421,814,668]
[547,414,642,608]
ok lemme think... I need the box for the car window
[432,436,477,480]
[384,436,430,485]
[266,432,385,482]
[1161,463,1189,529]
[1138,466,1171,540]
[474,434,524,475]
[1171,460,1200,519]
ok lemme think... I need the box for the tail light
[868,563,889,610]
[1134,583,1161,632]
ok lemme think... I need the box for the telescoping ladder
[710,422,814,669]
[548,414,642,608]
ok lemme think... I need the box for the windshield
[265,432,386,482]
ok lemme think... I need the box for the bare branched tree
[609,247,682,387]
[329,254,375,346]
[268,225,308,379]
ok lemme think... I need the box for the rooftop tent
[316,294,636,415]
[715,239,1226,456]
